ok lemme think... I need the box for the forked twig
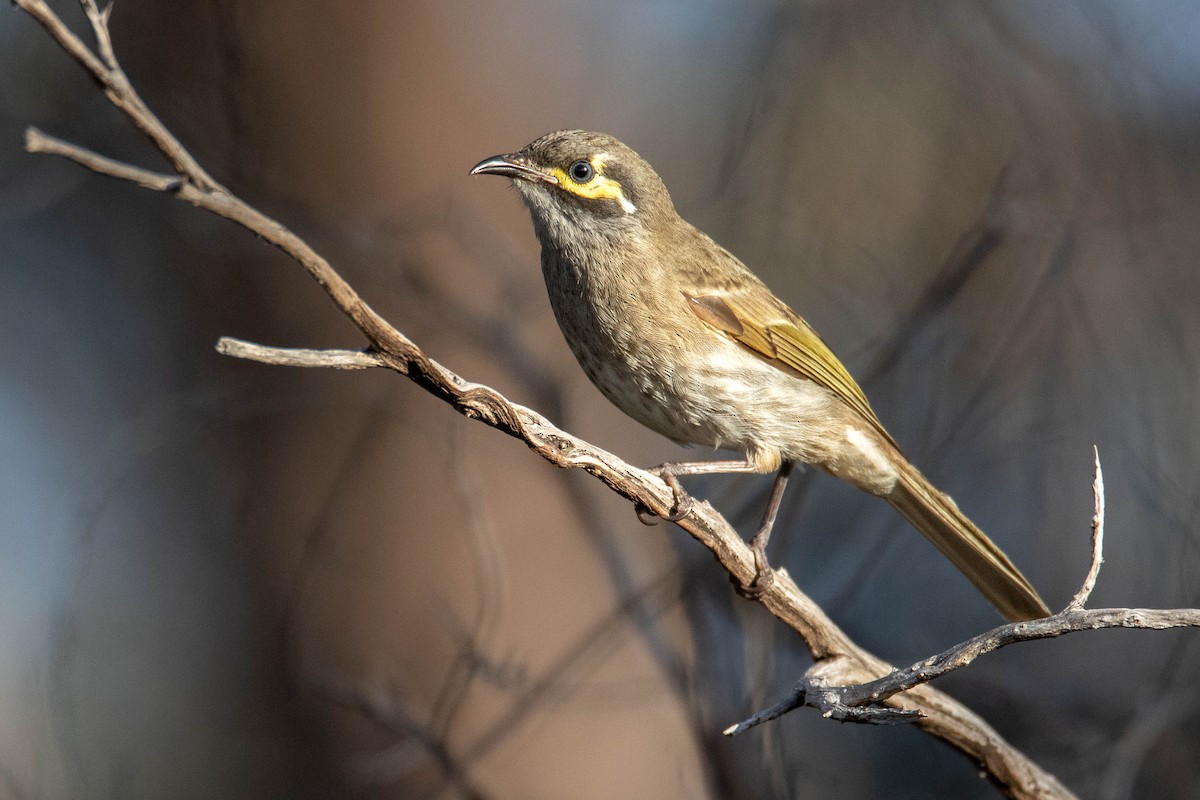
[726,449,1200,735]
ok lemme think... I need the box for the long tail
[886,460,1050,622]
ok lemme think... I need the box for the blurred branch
[311,676,492,799]
[858,161,1011,387]
[1098,685,1200,800]
[18,4,1199,799]
[316,566,687,797]
[432,425,508,739]
[727,450,1200,733]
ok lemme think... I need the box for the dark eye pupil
[570,161,594,181]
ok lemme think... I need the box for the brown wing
[685,289,897,448]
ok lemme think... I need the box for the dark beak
[469,153,558,185]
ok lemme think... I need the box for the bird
[471,130,1050,622]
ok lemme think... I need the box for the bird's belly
[567,333,714,444]
[566,328,846,463]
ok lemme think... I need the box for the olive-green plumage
[472,130,1049,622]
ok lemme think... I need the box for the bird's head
[471,130,673,250]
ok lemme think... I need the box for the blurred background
[3,1,1200,798]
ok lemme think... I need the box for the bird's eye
[569,160,595,183]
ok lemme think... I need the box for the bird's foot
[735,532,776,598]
[635,466,695,525]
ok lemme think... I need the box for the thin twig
[215,337,385,369]
[1070,445,1106,609]
[80,0,117,70]
[25,127,181,192]
[15,0,222,188]
[725,605,1200,735]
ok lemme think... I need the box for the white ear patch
[593,153,637,213]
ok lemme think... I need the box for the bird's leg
[635,458,761,525]
[741,461,795,597]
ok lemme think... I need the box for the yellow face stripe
[548,156,637,213]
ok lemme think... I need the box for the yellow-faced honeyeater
[472,130,1049,622]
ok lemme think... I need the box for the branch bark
[17,3,1200,798]
[726,454,1200,733]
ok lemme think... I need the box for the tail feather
[886,461,1049,622]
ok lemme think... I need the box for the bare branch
[14,0,221,188]
[727,459,1198,737]
[1070,445,1106,609]
[25,127,181,191]
[14,0,109,81]
[80,0,118,70]
[727,605,1200,736]
[215,337,386,370]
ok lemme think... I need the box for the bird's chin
[513,182,555,214]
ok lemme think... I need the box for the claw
[655,469,694,521]
[636,467,695,525]
[737,539,776,598]
[635,503,661,526]
[660,493,694,522]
